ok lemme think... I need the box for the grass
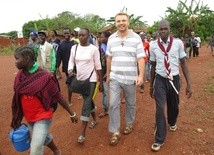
[204,82,214,94]
[203,60,214,94]
[0,45,18,56]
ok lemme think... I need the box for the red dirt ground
[0,46,214,155]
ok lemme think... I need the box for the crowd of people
[13,11,213,154]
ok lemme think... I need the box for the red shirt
[143,41,150,62]
[21,95,53,122]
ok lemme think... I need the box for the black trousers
[192,46,199,57]
[153,74,181,144]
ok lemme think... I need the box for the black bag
[69,71,93,95]
[68,44,94,95]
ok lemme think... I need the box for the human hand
[99,84,103,92]
[136,76,143,86]
[186,85,192,99]
[149,87,154,98]
[106,76,110,85]
[68,69,75,77]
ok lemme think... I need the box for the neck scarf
[158,36,173,80]
[11,68,60,128]
[158,36,178,94]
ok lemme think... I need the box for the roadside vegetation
[0,0,213,40]
[0,45,18,56]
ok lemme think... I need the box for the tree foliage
[21,12,106,37]
[3,1,214,41]
[106,7,147,31]
[164,0,214,40]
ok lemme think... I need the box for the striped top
[106,30,145,85]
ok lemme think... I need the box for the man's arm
[150,61,156,98]
[180,57,192,98]
[96,69,103,92]
[106,56,112,84]
[56,44,62,69]
[51,48,56,73]
[136,58,145,86]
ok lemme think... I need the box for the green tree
[165,0,214,40]
[81,14,106,33]
[106,7,147,31]
[51,11,79,30]
[22,12,106,36]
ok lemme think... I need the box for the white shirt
[68,44,101,82]
[39,42,47,66]
[150,37,186,78]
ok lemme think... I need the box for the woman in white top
[68,28,103,144]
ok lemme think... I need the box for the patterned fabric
[11,68,62,128]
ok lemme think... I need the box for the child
[11,45,78,155]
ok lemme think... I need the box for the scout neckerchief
[158,36,178,94]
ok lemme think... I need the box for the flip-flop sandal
[77,95,82,100]
[89,120,97,129]
[77,135,85,143]
[109,132,121,146]
[123,124,133,135]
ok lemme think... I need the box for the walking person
[191,32,201,57]
[106,12,145,146]
[68,28,103,144]
[28,30,39,48]
[139,32,150,93]
[11,45,78,155]
[56,28,77,105]
[207,34,214,56]
[27,30,39,61]
[184,33,191,59]
[98,31,111,118]
[48,30,61,51]
[48,30,62,79]
[149,19,192,151]
[36,31,56,73]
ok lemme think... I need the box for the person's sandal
[109,132,121,146]
[151,142,164,151]
[123,124,133,135]
[77,95,82,100]
[89,120,97,129]
[68,100,72,106]
[77,135,85,144]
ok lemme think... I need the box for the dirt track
[0,46,214,155]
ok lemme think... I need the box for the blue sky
[0,0,213,33]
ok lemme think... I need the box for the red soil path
[0,46,213,155]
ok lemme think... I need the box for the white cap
[74,27,80,32]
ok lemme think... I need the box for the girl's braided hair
[15,45,35,61]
